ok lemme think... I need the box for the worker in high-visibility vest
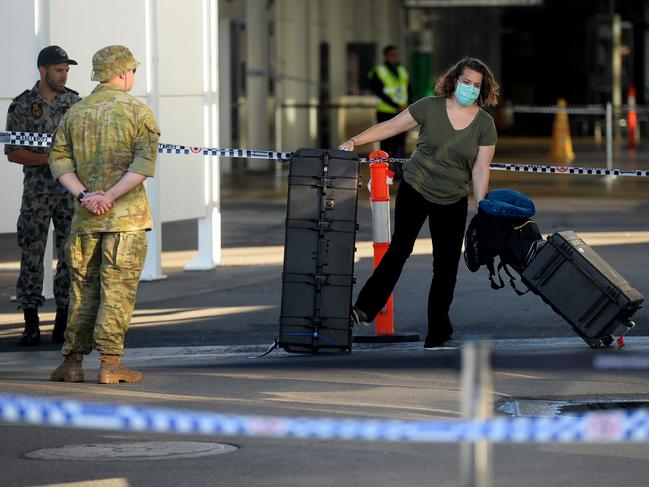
[368,45,411,163]
[340,57,499,350]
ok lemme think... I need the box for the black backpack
[464,192,544,294]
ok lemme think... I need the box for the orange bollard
[628,84,637,149]
[368,150,395,335]
[353,150,420,344]
[550,98,575,164]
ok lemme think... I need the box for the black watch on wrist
[78,190,89,202]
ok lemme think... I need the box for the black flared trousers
[355,181,468,337]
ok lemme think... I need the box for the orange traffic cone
[550,98,575,164]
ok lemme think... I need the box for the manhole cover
[499,399,649,417]
[24,441,238,461]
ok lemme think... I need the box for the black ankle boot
[19,308,41,346]
[52,307,68,344]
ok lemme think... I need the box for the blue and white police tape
[1,130,52,147]
[0,130,292,162]
[158,143,293,162]
[489,162,649,178]
[2,129,649,177]
[2,393,649,443]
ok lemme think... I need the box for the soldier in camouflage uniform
[5,46,81,346]
[48,45,160,384]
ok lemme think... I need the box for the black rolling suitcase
[522,231,644,348]
[278,148,360,353]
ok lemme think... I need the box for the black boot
[19,308,41,346]
[424,315,454,350]
[52,307,68,344]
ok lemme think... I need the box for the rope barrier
[508,104,649,115]
[2,393,649,443]
[509,105,606,115]
[2,130,649,177]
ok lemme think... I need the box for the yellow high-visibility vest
[374,64,409,114]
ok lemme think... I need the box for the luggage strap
[487,259,505,290]
[252,338,280,359]
[498,261,531,296]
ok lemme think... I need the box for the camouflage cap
[91,45,140,82]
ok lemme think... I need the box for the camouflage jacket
[5,82,80,194]
[49,83,161,234]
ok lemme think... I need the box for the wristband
[78,190,89,202]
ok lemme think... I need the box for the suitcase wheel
[625,320,636,330]
[601,335,614,347]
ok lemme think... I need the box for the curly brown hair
[434,57,500,107]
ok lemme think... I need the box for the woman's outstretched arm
[338,109,419,151]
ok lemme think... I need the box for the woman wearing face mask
[338,57,499,350]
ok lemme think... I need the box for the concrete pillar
[307,0,320,147]
[141,0,166,281]
[246,0,271,170]
[395,1,408,58]
[375,0,408,71]
[376,0,393,57]
[326,0,347,148]
[276,0,311,151]
[357,0,374,42]
[35,0,55,298]
[219,17,232,173]
[185,0,221,271]
[644,3,649,102]
[34,0,51,51]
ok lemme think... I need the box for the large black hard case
[278,148,360,353]
[522,231,644,347]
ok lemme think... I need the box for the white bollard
[460,342,493,487]
[43,223,54,300]
[606,102,613,171]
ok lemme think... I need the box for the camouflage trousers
[16,189,74,310]
[61,231,148,356]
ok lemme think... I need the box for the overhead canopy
[403,0,542,7]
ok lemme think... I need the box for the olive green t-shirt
[404,95,497,205]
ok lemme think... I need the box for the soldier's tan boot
[98,354,142,384]
[50,353,84,382]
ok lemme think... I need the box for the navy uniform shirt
[5,82,81,194]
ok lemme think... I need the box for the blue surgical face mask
[455,82,480,106]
